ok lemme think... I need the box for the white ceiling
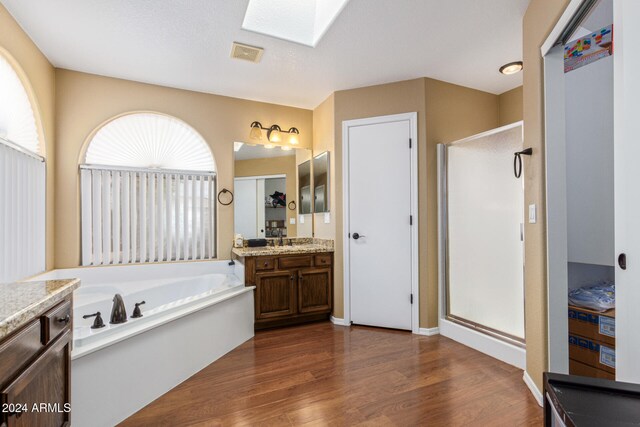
[1,0,529,109]
[235,143,302,161]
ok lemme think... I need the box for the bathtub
[30,260,254,427]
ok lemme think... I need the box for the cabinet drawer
[255,257,275,271]
[0,320,43,384]
[314,254,332,266]
[40,300,72,346]
[279,255,312,269]
[2,331,71,427]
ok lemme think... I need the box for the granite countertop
[232,238,334,257]
[0,279,80,340]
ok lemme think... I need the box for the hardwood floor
[120,322,543,426]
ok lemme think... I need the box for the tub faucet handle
[131,301,146,318]
[83,312,105,329]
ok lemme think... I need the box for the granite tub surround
[0,278,80,339]
[232,238,334,257]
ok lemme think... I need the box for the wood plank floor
[120,322,542,426]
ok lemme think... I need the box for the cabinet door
[255,270,296,319]
[1,332,70,427]
[298,268,332,314]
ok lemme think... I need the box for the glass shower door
[443,124,525,343]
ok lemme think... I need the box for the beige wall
[0,4,56,270]
[312,94,336,239]
[499,86,524,126]
[234,155,298,237]
[522,0,571,392]
[55,69,312,268]
[327,78,500,327]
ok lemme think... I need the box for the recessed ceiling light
[499,61,523,75]
[242,0,350,47]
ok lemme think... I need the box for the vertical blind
[80,165,216,266]
[0,138,46,283]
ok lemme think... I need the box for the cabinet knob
[57,314,71,324]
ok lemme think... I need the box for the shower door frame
[437,121,526,369]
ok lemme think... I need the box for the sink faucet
[110,294,128,324]
[278,228,284,246]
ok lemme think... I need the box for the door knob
[352,233,365,240]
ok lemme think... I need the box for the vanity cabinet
[0,297,72,427]
[245,253,333,329]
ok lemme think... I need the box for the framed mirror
[298,160,312,215]
[313,152,330,213]
[233,142,312,239]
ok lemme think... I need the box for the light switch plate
[324,212,331,224]
[529,204,537,224]
[289,218,296,225]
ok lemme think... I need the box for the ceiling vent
[230,42,264,63]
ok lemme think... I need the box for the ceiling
[234,143,298,161]
[2,0,530,109]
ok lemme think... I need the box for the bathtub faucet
[110,294,128,324]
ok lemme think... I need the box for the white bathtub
[30,260,254,427]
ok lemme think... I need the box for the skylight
[242,0,350,47]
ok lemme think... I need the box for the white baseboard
[523,371,544,407]
[439,319,526,369]
[417,327,440,336]
[330,316,348,326]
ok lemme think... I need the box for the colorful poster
[564,25,613,73]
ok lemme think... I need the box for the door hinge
[410,294,414,304]
[410,215,413,225]
[409,138,412,149]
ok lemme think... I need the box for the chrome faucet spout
[110,293,128,324]
[278,228,284,246]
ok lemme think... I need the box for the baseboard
[439,319,526,369]
[523,371,544,407]
[330,316,348,326]
[417,327,440,336]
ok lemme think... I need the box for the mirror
[234,142,312,239]
[298,160,312,215]
[313,152,330,213]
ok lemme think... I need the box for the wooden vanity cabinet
[245,253,333,329]
[0,297,72,427]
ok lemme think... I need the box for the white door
[234,178,266,239]
[345,113,417,331]
[614,0,640,383]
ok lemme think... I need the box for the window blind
[0,138,46,283]
[80,165,216,266]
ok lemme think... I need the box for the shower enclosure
[437,122,526,365]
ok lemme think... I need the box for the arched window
[0,53,45,283]
[0,54,41,154]
[80,113,216,266]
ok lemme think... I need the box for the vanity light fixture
[264,143,275,149]
[267,125,282,143]
[249,121,263,140]
[280,145,292,151]
[288,127,299,145]
[499,61,523,75]
[249,122,300,144]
